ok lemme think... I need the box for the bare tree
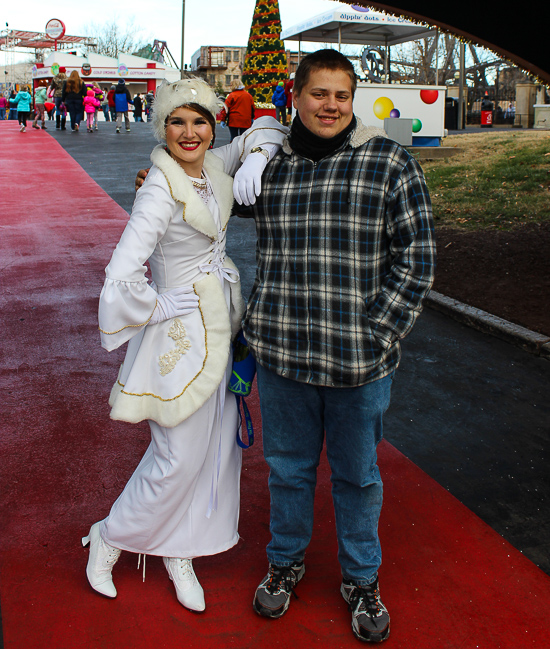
[389,35,501,88]
[81,19,151,58]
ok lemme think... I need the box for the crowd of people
[4,68,295,135]
[2,67,154,133]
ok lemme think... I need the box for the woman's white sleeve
[98,174,174,351]
[212,116,288,177]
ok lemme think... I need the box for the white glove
[149,286,199,325]
[233,152,268,206]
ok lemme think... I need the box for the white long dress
[95,118,288,558]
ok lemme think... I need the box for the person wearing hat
[114,79,133,132]
[271,80,287,124]
[82,75,288,613]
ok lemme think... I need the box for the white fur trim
[152,77,222,143]
[350,118,387,147]
[150,146,233,240]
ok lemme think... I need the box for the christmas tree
[242,0,288,105]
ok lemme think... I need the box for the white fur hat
[151,77,222,142]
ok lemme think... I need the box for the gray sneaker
[341,577,390,643]
[253,561,305,618]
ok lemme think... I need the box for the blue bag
[228,330,256,448]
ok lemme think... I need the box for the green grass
[420,131,550,230]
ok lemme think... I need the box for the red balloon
[420,89,439,105]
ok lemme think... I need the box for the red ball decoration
[420,89,439,105]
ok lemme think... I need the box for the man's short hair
[294,49,357,98]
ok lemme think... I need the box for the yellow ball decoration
[373,97,394,120]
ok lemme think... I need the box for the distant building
[191,45,300,94]
[191,46,247,93]
[0,61,34,93]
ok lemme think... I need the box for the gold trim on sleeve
[99,304,155,335]
[240,126,287,161]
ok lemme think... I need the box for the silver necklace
[189,171,212,204]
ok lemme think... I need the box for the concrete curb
[426,291,550,359]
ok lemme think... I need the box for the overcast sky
[2,0,353,66]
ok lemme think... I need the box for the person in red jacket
[107,85,116,122]
[219,80,255,141]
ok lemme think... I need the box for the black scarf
[288,112,357,162]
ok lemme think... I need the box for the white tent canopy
[281,7,435,48]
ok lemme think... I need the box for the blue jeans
[257,365,393,586]
[0,107,5,120]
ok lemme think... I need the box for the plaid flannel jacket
[241,118,436,387]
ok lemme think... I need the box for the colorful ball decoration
[373,97,394,120]
[389,108,401,118]
[412,118,423,133]
[420,89,439,105]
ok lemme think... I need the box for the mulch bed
[433,223,550,337]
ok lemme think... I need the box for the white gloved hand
[233,152,269,206]
[149,286,199,325]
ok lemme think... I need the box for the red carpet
[1,120,549,648]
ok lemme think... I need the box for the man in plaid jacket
[241,49,436,643]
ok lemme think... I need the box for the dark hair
[294,49,357,98]
[165,102,217,147]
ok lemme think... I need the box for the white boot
[163,557,205,612]
[82,521,121,598]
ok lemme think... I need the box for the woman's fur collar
[150,145,233,240]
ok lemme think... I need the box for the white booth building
[33,51,180,97]
[281,6,447,145]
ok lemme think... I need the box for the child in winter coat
[271,81,287,124]
[88,82,104,130]
[13,86,32,132]
[83,89,101,133]
[32,85,49,130]
[57,102,68,130]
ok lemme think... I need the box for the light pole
[180,0,186,78]
[458,41,465,130]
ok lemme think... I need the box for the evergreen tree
[242,0,288,104]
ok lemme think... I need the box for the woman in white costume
[82,76,287,611]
